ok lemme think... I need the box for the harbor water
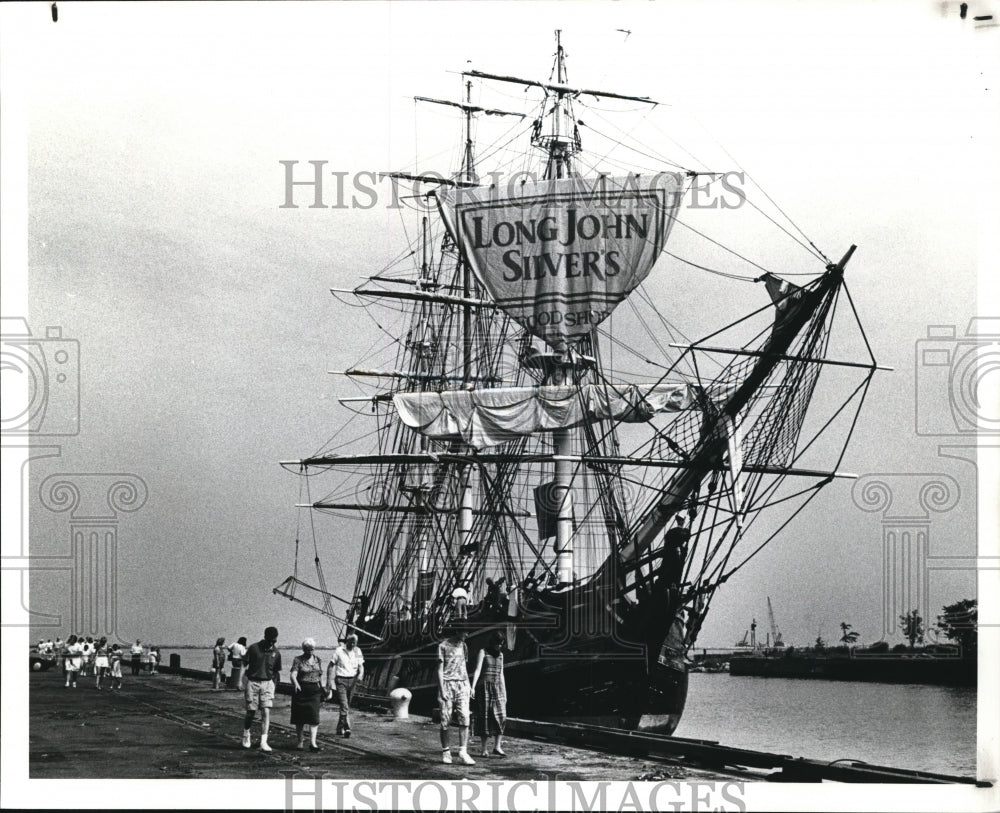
[677,672,976,776]
[164,648,977,777]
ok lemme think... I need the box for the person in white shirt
[130,640,143,676]
[227,637,248,689]
[451,583,470,619]
[325,634,365,737]
[63,635,83,688]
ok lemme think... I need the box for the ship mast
[459,31,658,586]
[545,30,578,585]
[458,79,475,581]
[401,86,524,595]
[543,30,575,180]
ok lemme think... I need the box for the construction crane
[767,597,785,648]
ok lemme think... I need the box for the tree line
[824,598,977,655]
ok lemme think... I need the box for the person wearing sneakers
[241,626,282,752]
[437,626,475,765]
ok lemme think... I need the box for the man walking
[241,626,282,752]
[325,633,364,737]
[437,626,475,765]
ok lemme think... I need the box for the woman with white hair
[289,638,324,751]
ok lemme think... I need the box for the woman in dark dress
[289,638,324,751]
[471,631,507,757]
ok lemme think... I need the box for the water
[676,673,977,777]
[165,646,341,674]
[164,649,977,777]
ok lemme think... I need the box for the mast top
[826,244,857,275]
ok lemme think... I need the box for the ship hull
[354,583,690,733]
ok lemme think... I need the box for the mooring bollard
[389,688,412,719]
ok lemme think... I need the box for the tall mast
[461,80,474,385]
[455,80,477,585]
[547,31,576,584]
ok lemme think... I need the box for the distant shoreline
[156,644,342,650]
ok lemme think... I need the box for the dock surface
[29,669,726,781]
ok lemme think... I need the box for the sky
[3,0,995,651]
[2,1,998,808]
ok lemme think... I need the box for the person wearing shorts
[437,627,474,765]
[241,626,281,752]
[94,638,110,690]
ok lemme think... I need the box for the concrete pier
[28,668,726,781]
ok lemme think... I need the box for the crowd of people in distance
[38,636,160,690]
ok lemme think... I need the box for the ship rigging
[275,30,881,732]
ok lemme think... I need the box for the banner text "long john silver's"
[438,175,683,352]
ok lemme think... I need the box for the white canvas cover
[437,174,684,352]
[393,382,708,450]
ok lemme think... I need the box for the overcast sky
[3,1,995,657]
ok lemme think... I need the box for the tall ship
[278,32,879,733]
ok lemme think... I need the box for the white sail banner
[437,174,684,352]
[394,382,711,450]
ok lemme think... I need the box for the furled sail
[394,381,720,449]
[436,174,684,352]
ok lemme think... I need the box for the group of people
[238,627,365,753]
[52,635,158,690]
[234,624,507,764]
[211,636,248,690]
[438,627,507,764]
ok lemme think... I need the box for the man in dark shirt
[658,515,691,591]
[241,626,282,751]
